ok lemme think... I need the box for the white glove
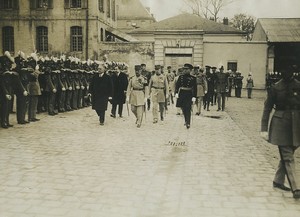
[23,91,28,96]
[87,85,89,90]
[6,94,12,100]
[175,93,179,98]
[81,86,85,90]
[69,87,72,91]
[76,86,80,90]
[62,87,66,91]
[35,65,39,70]
[204,90,207,94]
[87,93,91,97]
[108,97,112,100]
[192,97,196,103]
[40,88,44,91]
[260,132,268,141]
[53,88,57,93]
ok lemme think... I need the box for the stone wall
[99,42,154,75]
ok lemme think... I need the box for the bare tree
[231,13,256,40]
[183,0,237,21]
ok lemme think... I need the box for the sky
[140,0,300,21]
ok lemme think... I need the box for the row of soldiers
[266,71,300,91]
[0,51,128,129]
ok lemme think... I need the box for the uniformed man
[234,71,244,97]
[141,63,152,110]
[261,66,300,199]
[166,66,176,105]
[126,65,148,128]
[203,65,214,111]
[214,65,229,111]
[194,66,207,115]
[175,63,197,129]
[149,65,169,123]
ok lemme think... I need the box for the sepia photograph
[0,0,300,216]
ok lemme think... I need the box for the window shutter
[81,0,87,9]
[48,0,53,8]
[64,0,70,8]
[30,0,37,9]
[13,0,19,9]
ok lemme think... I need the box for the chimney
[223,17,229,25]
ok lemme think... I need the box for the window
[36,26,48,53]
[98,0,104,12]
[0,0,18,9]
[107,0,110,18]
[71,0,81,8]
[112,0,116,21]
[100,28,104,42]
[227,61,237,72]
[71,26,83,52]
[2,26,14,53]
[37,0,48,8]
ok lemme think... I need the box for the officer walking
[261,66,300,199]
[175,63,197,129]
[149,65,169,123]
[215,65,229,111]
[194,66,207,115]
[126,65,148,128]
[141,63,151,111]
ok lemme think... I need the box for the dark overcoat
[89,73,113,111]
[111,72,128,104]
[261,78,300,147]
[215,72,229,93]
[175,74,197,107]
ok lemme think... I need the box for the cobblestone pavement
[0,100,300,217]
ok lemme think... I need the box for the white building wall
[203,41,268,89]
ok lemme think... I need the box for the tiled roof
[118,0,155,20]
[130,13,243,34]
[257,18,300,42]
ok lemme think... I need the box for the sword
[126,101,130,117]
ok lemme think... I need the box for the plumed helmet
[4,51,15,63]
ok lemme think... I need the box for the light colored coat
[127,75,148,106]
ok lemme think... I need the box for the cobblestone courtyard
[0,90,300,217]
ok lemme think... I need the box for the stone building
[117,0,156,32]
[252,18,300,73]
[128,13,268,88]
[0,0,134,59]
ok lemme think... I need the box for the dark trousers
[181,103,192,125]
[274,146,299,191]
[48,92,57,114]
[72,90,79,109]
[147,98,151,110]
[58,90,66,112]
[16,95,29,123]
[78,89,83,109]
[37,91,48,112]
[111,103,123,116]
[96,110,105,123]
[65,90,73,111]
[235,88,242,97]
[217,92,226,111]
[0,97,11,126]
[204,93,212,110]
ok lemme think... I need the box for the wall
[203,41,268,89]
[99,42,154,76]
[252,21,267,42]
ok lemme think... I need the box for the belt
[180,87,192,91]
[133,88,144,91]
[276,105,300,110]
[152,86,164,89]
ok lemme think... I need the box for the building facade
[0,0,131,59]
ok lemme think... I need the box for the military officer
[234,71,244,97]
[194,66,207,115]
[175,63,197,129]
[214,65,229,111]
[166,66,176,105]
[126,65,149,128]
[204,65,214,111]
[141,63,152,110]
[149,65,169,123]
[261,66,300,199]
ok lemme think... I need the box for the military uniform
[204,66,214,111]
[234,72,243,97]
[215,67,229,111]
[126,65,148,127]
[166,67,176,105]
[261,71,300,198]
[194,68,207,115]
[246,74,254,98]
[149,66,169,123]
[175,63,197,129]
[141,64,152,110]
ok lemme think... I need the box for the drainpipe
[85,0,89,59]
